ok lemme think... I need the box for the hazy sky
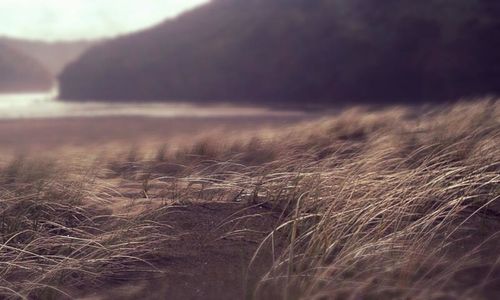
[0,0,210,41]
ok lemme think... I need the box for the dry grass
[0,158,174,299]
[1,99,499,299]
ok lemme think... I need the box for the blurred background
[0,0,499,152]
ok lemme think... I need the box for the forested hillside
[59,0,500,104]
[0,42,53,93]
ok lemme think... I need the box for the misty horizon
[0,0,210,41]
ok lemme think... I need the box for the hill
[0,42,53,93]
[0,100,498,298]
[59,0,500,104]
[0,37,97,76]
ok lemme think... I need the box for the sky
[0,0,210,41]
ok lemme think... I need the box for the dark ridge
[59,0,500,105]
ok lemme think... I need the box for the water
[0,91,304,119]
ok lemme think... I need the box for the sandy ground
[0,115,301,299]
[80,200,281,300]
[1,108,499,299]
[69,179,285,300]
